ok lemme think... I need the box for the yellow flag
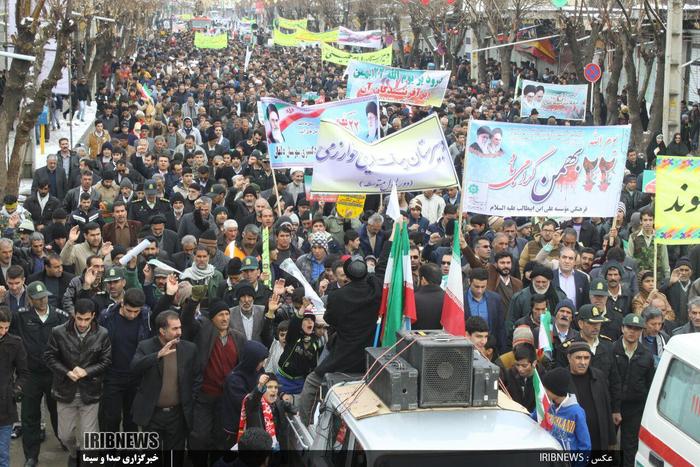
[336,195,367,219]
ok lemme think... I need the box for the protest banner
[304,175,338,202]
[519,79,587,121]
[338,26,382,49]
[272,28,302,47]
[336,195,367,218]
[320,43,393,66]
[311,114,459,194]
[244,46,253,72]
[293,28,339,43]
[194,32,228,49]
[345,61,450,107]
[275,17,308,30]
[461,120,631,217]
[654,156,700,245]
[261,95,380,168]
[642,169,655,194]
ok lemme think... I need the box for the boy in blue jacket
[534,367,591,455]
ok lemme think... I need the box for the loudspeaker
[396,330,473,408]
[365,347,418,411]
[471,352,499,407]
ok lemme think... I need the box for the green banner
[321,43,393,66]
[194,32,228,49]
[262,227,271,287]
[275,17,308,30]
[272,28,302,47]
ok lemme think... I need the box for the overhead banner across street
[274,17,308,30]
[320,43,393,66]
[260,95,381,168]
[519,79,588,121]
[462,120,631,217]
[194,32,228,49]
[345,61,451,107]
[337,26,382,49]
[311,114,459,194]
[654,156,700,244]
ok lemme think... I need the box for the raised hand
[68,226,81,243]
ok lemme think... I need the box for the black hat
[227,258,242,276]
[675,256,692,270]
[53,208,67,220]
[102,170,115,181]
[541,367,571,397]
[207,300,230,319]
[530,264,553,281]
[236,282,256,299]
[343,255,368,281]
[171,192,185,204]
[243,186,257,197]
[577,304,608,323]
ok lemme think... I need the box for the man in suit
[359,213,388,258]
[32,154,68,199]
[148,214,180,256]
[553,247,590,310]
[412,263,445,330]
[101,201,142,249]
[63,170,101,212]
[229,283,273,347]
[24,180,61,229]
[464,268,506,355]
[130,310,201,451]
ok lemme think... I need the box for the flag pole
[457,122,470,231]
[271,168,283,217]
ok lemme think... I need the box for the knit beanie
[541,367,571,398]
[207,300,230,319]
[512,325,534,347]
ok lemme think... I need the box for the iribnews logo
[83,432,159,450]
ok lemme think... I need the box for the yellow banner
[272,28,302,47]
[276,17,307,30]
[321,43,393,66]
[654,156,700,245]
[194,32,228,49]
[293,28,338,43]
[336,195,367,219]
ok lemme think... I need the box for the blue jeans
[78,100,87,120]
[0,424,11,467]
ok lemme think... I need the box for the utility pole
[662,0,683,140]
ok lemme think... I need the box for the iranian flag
[379,221,416,347]
[137,82,153,104]
[533,369,553,430]
[538,310,554,359]
[440,220,465,336]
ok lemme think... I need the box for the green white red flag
[533,369,553,430]
[440,220,465,336]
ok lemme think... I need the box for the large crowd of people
[0,22,698,467]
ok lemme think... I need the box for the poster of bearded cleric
[519,80,588,121]
[462,121,631,217]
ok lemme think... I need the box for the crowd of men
[0,23,699,467]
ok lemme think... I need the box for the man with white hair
[219,219,238,253]
[359,213,388,257]
[284,169,305,206]
[178,196,215,238]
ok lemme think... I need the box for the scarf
[180,264,215,282]
[238,393,278,448]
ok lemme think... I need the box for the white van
[636,334,700,467]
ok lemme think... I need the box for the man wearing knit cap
[613,313,655,467]
[566,341,616,451]
[534,367,591,452]
[296,232,328,283]
[660,256,694,325]
[551,299,578,367]
[229,282,273,346]
[507,263,566,332]
[178,289,245,454]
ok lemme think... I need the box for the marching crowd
[0,24,699,467]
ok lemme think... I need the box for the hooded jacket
[531,393,591,454]
[222,340,269,436]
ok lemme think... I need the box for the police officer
[613,314,655,467]
[9,281,69,467]
[78,266,125,313]
[571,303,622,428]
[127,179,175,230]
[588,277,623,341]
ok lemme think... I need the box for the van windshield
[657,357,700,443]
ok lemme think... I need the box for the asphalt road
[10,403,68,467]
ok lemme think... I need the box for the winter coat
[0,333,29,425]
[531,393,591,453]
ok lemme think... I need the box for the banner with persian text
[320,44,393,66]
[519,79,588,121]
[462,120,631,217]
[654,156,700,244]
[337,26,382,49]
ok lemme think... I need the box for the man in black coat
[130,310,201,451]
[44,299,111,463]
[412,263,444,330]
[613,314,655,467]
[297,233,390,425]
[25,181,61,228]
[567,341,616,451]
[0,307,29,467]
[31,154,68,200]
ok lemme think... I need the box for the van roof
[665,334,700,364]
[327,382,560,451]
